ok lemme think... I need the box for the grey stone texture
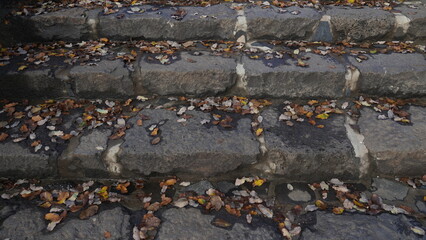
[327,7,396,42]
[358,107,426,176]
[183,180,214,195]
[245,6,321,40]
[262,108,359,181]
[59,129,111,178]
[98,4,237,41]
[301,211,423,240]
[69,60,134,98]
[157,208,281,240]
[372,178,409,201]
[30,8,89,42]
[0,207,130,240]
[0,142,54,178]
[135,52,237,96]
[118,109,260,177]
[243,53,347,98]
[396,5,426,40]
[349,53,426,97]
[0,67,70,99]
[0,8,89,46]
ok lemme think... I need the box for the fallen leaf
[315,200,327,210]
[104,231,111,239]
[0,132,8,142]
[332,207,344,215]
[56,191,70,204]
[255,128,263,136]
[210,195,223,211]
[212,218,231,228]
[45,213,61,222]
[18,65,27,71]
[151,137,161,145]
[116,182,130,194]
[253,179,265,187]
[40,191,53,202]
[173,198,189,208]
[316,113,329,120]
[411,226,425,236]
[79,205,99,220]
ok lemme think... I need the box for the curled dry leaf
[0,132,8,141]
[40,191,53,202]
[151,137,161,145]
[210,195,223,211]
[79,205,99,220]
[212,218,231,228]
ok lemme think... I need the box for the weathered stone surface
[349,53,426,97]
[372,178,409,201]
[69,60,133,98]
[245,6,321,40]
[157,208,281,239]
[262,108,359,181]
[30,8,89,42]
[0,8,89,45]
[47,207,130,240]
[135,52,236,96]
[328,7,395,42]
[301,211,423,240]
[0,207,130,240]
[243,53,346,98]
[358,107,426,176]
[0,208,45,240]
[0,142,54,178]
[396,5,426,39]
[0,67,70,99]
[183,180,214,195]
[275,183,315,204]
[416,201,426,214]
[99,4,237,41]
[118,109,259,177]
[59,129,111,178]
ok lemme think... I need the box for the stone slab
[262,108,359,181]
[358,107,426,176]
[0,8,89,46]
[302,211,423,240]
[0,67,70,99]
[396,5,426,40]
[327,7,396,42]
[157,208,281,239]
[243,53,347,98]
[69,60,134,98]
[245,6,321,40]
[372,178,409,200]
[135,52,237,96]
[98,4,237,41]
[0,207,130,240]
[349,53,426,97]
[0,142,55,178]
[118,109,260,177]
[59,129,111,178]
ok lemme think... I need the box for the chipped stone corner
[344,65,360,97]
[103,142,123,175]
[344,116,370,179]
[393,12,411,36]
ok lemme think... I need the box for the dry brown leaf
[40,191,53,202]
[212,218,231,228]
[45,213,61,222]
[151,137,161,145]
[0,132,9,142]
[79,205,99,220]
[104,231,111,239]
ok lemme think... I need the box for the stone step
[0,98,425,180]
[1,49,425,99]
[1,3,426,46]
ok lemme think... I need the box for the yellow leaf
[316,113,329,120]
[347,0,355,3]
[253,179,265,187]
[198,198,206,205]
[100,38,109,43]
[18,65,27,71]
[332,207,344,215]
[307,100,318,105]
[255,128,263,136]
